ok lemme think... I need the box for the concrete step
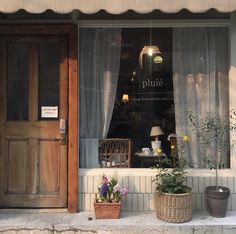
[0,210,236,233]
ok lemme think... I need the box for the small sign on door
[41,106,58,118]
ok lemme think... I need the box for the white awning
[0,0,236,14]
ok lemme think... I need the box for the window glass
[173,27,229,169]
[79,27,229,169]
[38,42,59,120]
[7,42,29,120]
[107,28,174,168]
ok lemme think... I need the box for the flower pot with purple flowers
[94,174,128,219]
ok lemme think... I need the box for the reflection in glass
[7,42,29,121]
[38,42,59,120]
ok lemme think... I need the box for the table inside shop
[135,151,167,168]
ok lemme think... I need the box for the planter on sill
[94,200,121,219]
[206,186,230,218]
[156,190,193,223]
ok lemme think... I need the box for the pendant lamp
[139,25,162,68]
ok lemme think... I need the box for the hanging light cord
[150,17,152,46]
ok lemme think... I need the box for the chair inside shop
[99,138,132,168]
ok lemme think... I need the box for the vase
[94,200,121,219]
[156,190,193,223]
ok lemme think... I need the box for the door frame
[0,25,78,213]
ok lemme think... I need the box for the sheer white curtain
[79,28,121,168]
[173,27,229,168]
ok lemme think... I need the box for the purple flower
[120,187,128,196]
[97,174,129,202]
[100,183,109,196]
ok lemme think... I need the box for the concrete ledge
[0,210,236,233]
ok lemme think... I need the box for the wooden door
[0,36,68,208]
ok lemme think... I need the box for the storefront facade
[0,1,236,213]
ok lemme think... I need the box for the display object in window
[135,150,166,168]
[98,138,132,168]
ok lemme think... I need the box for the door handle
[59,119,67,134]
[59,118,67,145]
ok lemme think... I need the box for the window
[79,26,229,169]
[107,28,174,168]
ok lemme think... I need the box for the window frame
[78,17,236,178]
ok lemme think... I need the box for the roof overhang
[1,0,236,14]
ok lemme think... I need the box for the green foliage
[188,112,231,188]
[188,112,230,168]
[153,138,191,194]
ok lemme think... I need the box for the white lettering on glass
[142,78,164,89]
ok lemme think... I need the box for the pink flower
[102,175,108,184]
[97,174,128,203]
[120,187,128,196]
[113,184,121,193]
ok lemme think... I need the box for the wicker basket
[156,191,193,223]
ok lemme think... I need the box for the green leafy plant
[188,112,231,189]
[153,136,191,194]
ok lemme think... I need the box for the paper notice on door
[41,106,58,118]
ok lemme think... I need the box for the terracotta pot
[206,186,230,218]
[94,200,121,219]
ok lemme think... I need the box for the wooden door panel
[39,140,59,194]
[5,139,63,196]
[27,139,38,195]
[0,35,68,208]
[6,140,28,194]
[6,122,60,139]
[0,194,65,207]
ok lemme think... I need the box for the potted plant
[153,135,193,223]
[94,174,128,219]
[189,112,231,217]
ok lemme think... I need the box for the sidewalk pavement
[0,210,236,233]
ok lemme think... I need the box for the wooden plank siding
[68,26,78,213]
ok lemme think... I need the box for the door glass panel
[7,42,29,120]
[38,42,60,120]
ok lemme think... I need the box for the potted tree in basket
[189,112,231,217]
[153,135,193,223]
[94,174,128,219]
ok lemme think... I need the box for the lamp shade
[139,45,161,68]
[141,45,161,55]
[122,94,129,103]
[153,55,163,64]
[150,126,164,137]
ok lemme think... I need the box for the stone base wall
[78,169,236,212]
